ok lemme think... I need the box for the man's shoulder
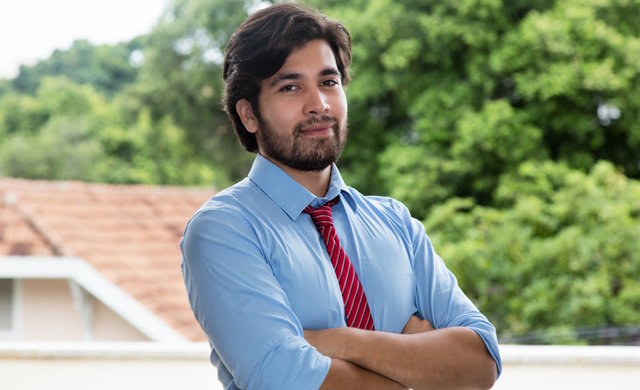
[347,186,409,217]
[190,177,262,223]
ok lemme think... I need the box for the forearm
[320,358,408,390]
[307,327,497,390]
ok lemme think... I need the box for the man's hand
[401,315,435,335]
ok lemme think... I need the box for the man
[181,3,501,390]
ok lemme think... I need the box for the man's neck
[261,154,332,198]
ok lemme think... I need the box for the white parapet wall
[0,342,639,389]
[0,342,223,390]
[495,344,640,390]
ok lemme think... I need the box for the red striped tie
[304,197,375,330]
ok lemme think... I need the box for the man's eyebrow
[319,67,341,78]
[268,72,302,88]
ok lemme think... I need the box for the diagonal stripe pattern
[304,197,375,330]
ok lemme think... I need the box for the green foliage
[318,0,640,220]
[2,0,640,340]
[0,76,218,186]
[34,76,112,124]
[0,0,252,187]
[0,93,48,139]
[424,161,640,342]
[315,0,640,340]
[10,39,140,97]
[490,0,640,171]
[94,108,218,185]
[0,116,104,180]
[0,79,13,96]
[114,0,260,185]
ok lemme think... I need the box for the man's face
[253,39,348,171]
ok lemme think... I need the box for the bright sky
[0,0,168,79]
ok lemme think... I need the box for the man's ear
[236,99,259,134]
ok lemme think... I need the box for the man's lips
[300,123,334,135]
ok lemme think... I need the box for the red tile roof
[0,177,216,342]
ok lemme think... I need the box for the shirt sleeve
[391,199,503,378]
[181,205,331,390]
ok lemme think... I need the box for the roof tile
[0,177,216,341]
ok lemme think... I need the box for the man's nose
[304,88,330,115]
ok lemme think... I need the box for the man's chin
[294,163,334,172]
[259,132,345,172]
[283,154,337,172]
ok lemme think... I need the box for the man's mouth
[300,122,334,136]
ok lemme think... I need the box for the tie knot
[304,197,340,228]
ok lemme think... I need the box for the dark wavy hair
[222,3,352,153]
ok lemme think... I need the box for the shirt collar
[248,154,357,220]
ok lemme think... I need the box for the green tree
[424,161,640,343]
[313,0,640,342]
[94,107,219,185]
[10,39,141,97]
[0,76,217,186]
[0,116,104,180]
[0,75,108,145]
[113,0,265,186]
[0,93,49,140]
[316,0,640,220]
[2,0,639,341]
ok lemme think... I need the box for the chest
[257,208,417,333]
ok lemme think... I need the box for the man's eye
[321,80,338,86]
[280,85,299,92]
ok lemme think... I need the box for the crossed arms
[182,197,502,389]
[306,316,498,390]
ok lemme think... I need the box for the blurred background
[1,0,639,347]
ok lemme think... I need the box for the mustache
[294,115,339,134]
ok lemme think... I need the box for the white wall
[2,359,220,390]
[495,364,639,390]
[0,343,639,390]
[20,279,149,341]
[0,257,188,342]
[0,342,220,390]
[495,345,640,390]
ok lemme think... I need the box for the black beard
[257,115,346,171]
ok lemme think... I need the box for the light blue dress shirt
[181,154,502,390]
